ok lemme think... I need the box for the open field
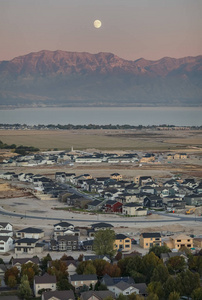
[0,129,202,151]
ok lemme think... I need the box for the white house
[0,236,14,253]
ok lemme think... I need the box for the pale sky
[0,0,201,61]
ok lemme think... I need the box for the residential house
[114,234,131,251]
[134,176,153,186]
[16,227,44,239]
[140,186,157,195]
[42,290,75,300]
[0,222,13,237]
[12,257,40,270]
[57,235,79,251]
[54,222,74,233]
[105,200,122,213]
[108,281,147,297]
[83,255,111,263]
[80,290,115,300]
[0,236,14,253]
[87,200,104,211]
[110,173,122,181]
[140,153,155,163]
[67,194,92,209]
[143,195,163,208]
[139,233,162,249]
[160,252,188,264]
[70,274,97,290]
[164,234,193,250]
[184,194,202,206]
[14,238,44,254]
[100,274,135,289]
[91,223,114,231]
[122,203,146,216]
[34,273,57,297]
[82,240,94,251]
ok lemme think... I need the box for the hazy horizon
[0,0,201,61]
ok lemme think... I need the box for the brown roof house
[42,290,75,300]
[34,273,57,297]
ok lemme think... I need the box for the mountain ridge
[0,50,201,107]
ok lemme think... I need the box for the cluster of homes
[1,149,189,168]
[1,168,202,213]
[56,172,202,213]
[1,220,202,257]
[0,220,202,300]
[0,255,148,299]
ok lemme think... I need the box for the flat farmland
[0,129,202,151]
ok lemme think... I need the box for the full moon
[94,20,102,29]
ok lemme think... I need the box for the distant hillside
[0,50,201,107]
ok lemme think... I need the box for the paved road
[0,207,201,224]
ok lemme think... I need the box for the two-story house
[34,273,57,297]
[114,234,131,251]
[139,233,162,249]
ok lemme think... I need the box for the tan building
[34,273,57,297]
[110,173,122,181]
[114,234,131,251]
[164,234,193,250]
[139,233,162,249]
[122,203,147,216]
[140,154,155,163]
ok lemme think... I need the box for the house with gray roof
[16,227,44,239]
[80,290,115,300]
[109,281,147,297]
[12,257,40,270]
[70,274,97,290]
[34,273,57,297]
[42,290,75,300]
[14,238,44,254]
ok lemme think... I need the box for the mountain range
[0,50,201,107]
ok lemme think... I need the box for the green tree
[164,276,179,299]
[57,278,74,291]
[168,291,180,300]
[93,229,116,258]
[76,261,96,275]
[149,245,171,258]
[177,270,200,298]
[18,275,32,300]
[191,287,202,300]
[188,255,202,276]
[151,264,169,284]
[117,293,128,300]
[147,293,159,300]
[167,256,186,274]
[142,252,162,283]
[147,281,164,300]
[41,253,52,272]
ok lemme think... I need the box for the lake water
[0,107,201,126]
